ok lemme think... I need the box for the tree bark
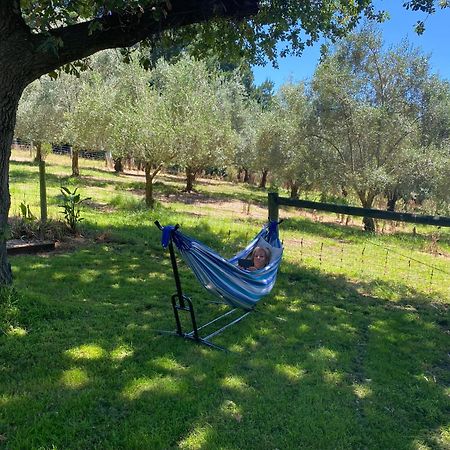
[71,149,80,177]
[386,188,399,212]
[114,157,123,173]
[34,141,42,163]
[144,162,162,208]
[259,169,268,189]
[289,180,300,199]
[243,168,250,183]
[0,76,25,285]
[185,167,196,192]
[145,163,154,208]
[357,190,376,232]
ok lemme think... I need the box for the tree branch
[27,0,259,79]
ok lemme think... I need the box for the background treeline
[15,27,450,227]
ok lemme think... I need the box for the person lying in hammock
[239,246,271,271]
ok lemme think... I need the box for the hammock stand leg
[163,236,251,351]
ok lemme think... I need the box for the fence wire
[287,235,449,298]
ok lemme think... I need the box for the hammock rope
[161,221,283,310]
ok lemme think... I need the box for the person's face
[253,248,268,269]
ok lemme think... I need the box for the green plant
[59,186,91,233]
[19,201,36,222]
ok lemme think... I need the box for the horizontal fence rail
[268,193,450,227]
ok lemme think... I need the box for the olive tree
[151,56,236,191]
[107,61,175,206]
[252,103,287,189]
[273,82,317,198]
[310,27,436,230]
[62,74,115,176]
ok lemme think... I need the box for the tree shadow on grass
[1,220,448,449]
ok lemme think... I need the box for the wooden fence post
[268,192,279,222]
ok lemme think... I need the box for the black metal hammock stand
[155,220,283,351]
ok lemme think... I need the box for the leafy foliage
[59,187,91,233]
[150,56,237,190]
[19,202,36,222]
[310,26,441,209]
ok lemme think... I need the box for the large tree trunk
[243,168,250,183]
[0,80,25,285]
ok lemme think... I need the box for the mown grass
[1,150,449,449]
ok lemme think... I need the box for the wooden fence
[267,192,450,227]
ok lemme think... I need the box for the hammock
[161,221,283,310]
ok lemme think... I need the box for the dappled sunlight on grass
[30,262,51,270]
[79,269,102,284]
[125,277,144,284]
[51,272,67,281]
[327,322,358,334]
[309,347,339,363]
[60,368,89,388]
[275,363,306,382]
[147,271,169,280]
[220,375,252,393]
[5,326,27,337]
[152,356,187,373]
[322,369,345,385]
[353,382,373,399]
[230,336,257,352]
[178,424,214,450]
[296,323,310,333]
[110,344,134,361]
[220,399,243,422]
[0,394,15,406]
[65,344,106,360]
[122,375,181,400]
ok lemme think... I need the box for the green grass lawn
[1,151,449,449]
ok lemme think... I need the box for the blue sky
[253,0,450,90]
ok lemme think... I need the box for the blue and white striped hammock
[161,221,283,310]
